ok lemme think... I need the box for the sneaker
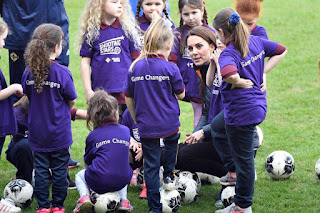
[220,172,236,186]
[130,168,138,186]
[163,176,177,191]
[36,208,51,213]
[51,207,65,213]
[139,184,147,199]
[73,195,93,213]
[0,198,21,213]
[68,179,77,190]
[215,203,252,213]
[69,159,80,169]
[118,199,133,212]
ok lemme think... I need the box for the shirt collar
[251,24,257,32]
[140,14,150,24]
[147,54,166,60]
[100,19,120,30]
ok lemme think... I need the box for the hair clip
[229,13,240,25]
[202,1,206,5]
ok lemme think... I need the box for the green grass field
[0,0,320,212]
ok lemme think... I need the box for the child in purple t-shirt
[79,0,142,123]
[21,24,77,213]
[0,20,23,158]
[213,8,287,213]
[171,0,212,129]
[73,91,133,213]
[125,18,185,213]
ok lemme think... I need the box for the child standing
[125,18,185,213]
[0,19,23,213]
[235,0,268,39]
[213,8,287,213]
[73,90,133,213]
[21,24,77,213]
[0,20,23,158]
[79,0,141,123]
[171,0,211,128]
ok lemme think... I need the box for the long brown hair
[24,24,64,93]
[178,0,208,54]
[213,8,249,58]
[234,0,264,17]
[186,26,217,49]
[86,90,119,130]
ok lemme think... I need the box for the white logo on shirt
[187,62,193,68]
[95,137,129,148]
[212,72,220,87]
[26,80,61,88]
[131,75,170,82]
[99,36,125,55]
[182,46,191,59]
[241,50,265,67]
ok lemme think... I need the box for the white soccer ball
[3,179,33,208]
[176,171,201,194]
[160,189,181,213]
[221,186,235,207]
[265,150,295,180]
[315,158,320,179]
[176,175,198,204]
[90,191,120,213]
[256,126,263,147]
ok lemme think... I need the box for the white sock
[117,185,128,199]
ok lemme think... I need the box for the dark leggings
[176,139,227,178]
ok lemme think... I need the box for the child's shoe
[36,208,51,213]
[163,176,177,191]
[220,171,237,186]
[51,207,65,213]
[118,198,133,212]
[130,168,138,186]
[0,198,21,213]
[139,184,147,199]
[73,195,93,213]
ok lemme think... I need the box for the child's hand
[85,89,94,104]
[260,73,267,92]
[231,78,253,90]
[151,11,161,21]
[11,84,23,97]
[211,48,222,65]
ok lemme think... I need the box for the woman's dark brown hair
[186,26,217,49]
[24,23,64,93]
[86,90,119,130]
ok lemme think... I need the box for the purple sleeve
[219,50,237,71]
[124,71,134,97]
[21,69,30,97]
[129,38,139,55]
[84,135,95,165]
[170,65,184,92]
[121,109,130,127]
[61,70,77,101]
[79,39,93,58]
[261,39,279,57]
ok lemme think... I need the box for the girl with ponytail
[213,8,287,213]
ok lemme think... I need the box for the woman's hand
[184,130,205,144]
[211,48,222,65]
[130,139,143,161]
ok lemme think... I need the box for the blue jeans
[33,148,69,209]
[6,138,34,183]
[225,124,256,208]
[141,133,179,213]
[210,111,235,172]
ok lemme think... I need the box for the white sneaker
[215,203,252,213]
[0,198,21,213]
[215,202,235,213]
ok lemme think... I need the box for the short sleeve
[261,39,278,57]
[124,70,134,97]
[170,65,184,93]
[80,39,94,58]
[219,51,237,70]
[21,69,31,97]
[129,38,140,60]
[61,70,77,101]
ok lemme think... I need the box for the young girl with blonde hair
[22,23,77,213]
[125,18,185,213]
[79,0,141,122]
[73,90,133,213]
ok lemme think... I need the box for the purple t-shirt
[12,106,28,143]
[125,55,184,138]
[0,69,17,137]
[172,24,214,101]
[208,71,224,123]
[80,19,140,93]
[122,109,140,142]
[84,123,133,193]
[251,24,268,40]
[21,61,77,152]
[219,36,278,126]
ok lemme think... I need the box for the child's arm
[68,99,76,109]
[125,97,137,125]
[206,49,222,87]
[264,49,287,74]
[176,90,185,100]
[0,84,23,101]
[81,57,94,103]
[224,73,253,89]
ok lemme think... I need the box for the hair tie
[202,1,206,5]
[229,13,240,25]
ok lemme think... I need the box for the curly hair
[86,90,119,130]
[78,0,141,49]
[178,0,208,54]
[24,24,64,93]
